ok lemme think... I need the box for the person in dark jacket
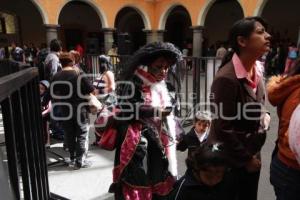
[51,52,95,169]
[169,142,236,200]
[36,43,49,80]
[177,110,211,157]
[207,16,271,200]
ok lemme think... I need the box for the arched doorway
[164,5,192,54]
[261,0,300,45]
[0,0,46,50]
[58,1,103,54]
[203,0,243,56]
[260,0,300,74]
[115,7,146,55]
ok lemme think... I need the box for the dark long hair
[50,39,62,52]
[98,55,112,74]
[220,16,268,68]
[185,142,230,171]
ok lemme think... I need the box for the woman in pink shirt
[207,17,271,200]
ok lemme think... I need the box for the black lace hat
[120,42,182,81]
[133,42,182,65]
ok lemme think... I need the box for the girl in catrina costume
[109,42,182,200]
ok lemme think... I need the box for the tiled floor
[1,101,277,200]
[47,138,115,200]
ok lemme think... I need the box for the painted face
[244,21,271,57]
[194,120,210,134]
[148,57,172,81]
[39,84,46,95]
[198,166,226,187]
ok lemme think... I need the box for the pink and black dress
[109,66,179,200]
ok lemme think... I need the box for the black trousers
[270,154,300,200]
[61,107,89,163]
[233,167,260,200]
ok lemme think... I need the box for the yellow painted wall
[153,0,206,28]
[240,0,260,16]
[36,0,155,28]
[35,0,265,28]
[97,0,155,28]
[34,0,62,24]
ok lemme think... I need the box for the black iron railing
[85,55,221,124]
[174,57,221,122]
[84,54,130,80]
[0,60,68,200]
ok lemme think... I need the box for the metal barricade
[85,54,131,80]
[174,57,221,126]
[0,60,68,200]
[85,55,221,125]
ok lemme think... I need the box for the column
[191,26,204,57]
[144,30,155,44]
[156,30,165,42]
[191,26,204,104]
[144,30,165,43]
[103,28,115,54]
[44,24,60,46]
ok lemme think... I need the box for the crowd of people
[1,15,300,200]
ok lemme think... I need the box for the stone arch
[30,0,49,24]
[253,0,269,16]
[28,0,49,24]
[197,0,245,26]
[58,0,106,53]
[162,5,192,51]
[0,0,48,45]
[236,0,246,16]
[158,3,191,30]
[260,0,300,45]
[57,0,108,27]
[115,4,151,29]
[199,0,244,51]
[258,0,300,73]
[114,6,149,54]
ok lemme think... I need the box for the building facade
[1,0,300,56]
